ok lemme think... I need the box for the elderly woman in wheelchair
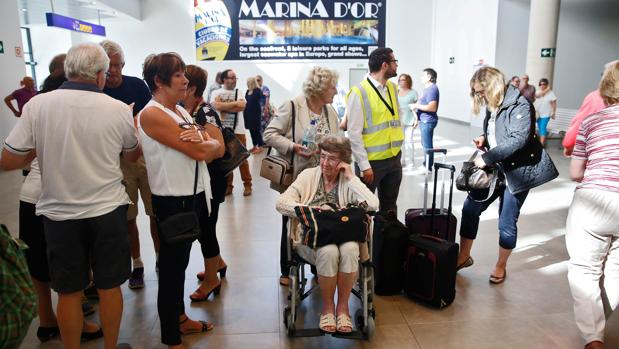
[276,135,379,334]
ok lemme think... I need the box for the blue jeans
[459,185,529,250]
[419,120,437,169]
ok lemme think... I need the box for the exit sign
[0,41,4,54]
[541,48,556,58]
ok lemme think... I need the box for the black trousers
[199,199,221,258]
[355,152,403,214]
[152,192,208,346]
[280,215,289,276]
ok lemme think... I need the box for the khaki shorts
[121,155,154,220]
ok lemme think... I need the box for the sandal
[336,314,353,334]
[489,270,507,284]
[179,317,213,335]
[189,283,221,302]
[457,256,474,271]
[318,313,336,333]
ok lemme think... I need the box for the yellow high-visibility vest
[348,79,404,161]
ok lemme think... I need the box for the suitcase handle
[423,149,447,213]
[431,162,455,237]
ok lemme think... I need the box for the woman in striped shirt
[566,59,619,349]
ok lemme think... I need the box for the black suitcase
[405,149,457,242]
[404,163,459,308]
[372,211,409,295]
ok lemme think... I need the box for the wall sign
[541,48,556,58]
[195,0,387,61]
[0,41,4,54]
[46,13,106,36]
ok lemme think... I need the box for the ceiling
[18,0,121,25]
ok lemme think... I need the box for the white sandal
[319,313,336,333]
[336,314,353,333]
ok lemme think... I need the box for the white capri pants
[295,242,359,277]
[566,189,619,344]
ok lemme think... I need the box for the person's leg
[566,189,619,345]
[419,121,435,169]
[375,154,402,214]
[315,244,339,332]
[235,133,252,194]
[538,117,550,146]
[280,215,290,280]
[195,200,222,298]
[152,195,196,346]
[137,162,160,257]
[32,279,57,327]
[249,127,260,150]
[56,292,84,349]
[335,242,359,322]
[493,188,529,278]
[90,205,131,349]
[457,193,498,266]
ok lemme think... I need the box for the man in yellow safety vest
[346,47,404,214]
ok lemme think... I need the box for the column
[525,0,561,84]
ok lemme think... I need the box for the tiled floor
[6,119,618,349]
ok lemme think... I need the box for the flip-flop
[180,319,213,335]
[336,314,353,334]
[318,313,336,333]
[489,270,507,284]
[457,256,474,271]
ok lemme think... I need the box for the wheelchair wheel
[355,308,375,339]
[283,306,295,337]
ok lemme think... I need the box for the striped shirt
[572,104,619,192]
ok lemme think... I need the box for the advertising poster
[194,0,387,61]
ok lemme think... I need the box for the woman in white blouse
[139,53,222,349]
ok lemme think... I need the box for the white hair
[302,66,338,99]
[64,43,110,81]
[99,39,125,63]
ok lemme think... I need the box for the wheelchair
[282,217,376,340]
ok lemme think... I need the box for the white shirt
[4,82,138,221]
[138,100,212,210]
[20,159,41,204]
[346,74,398,171]
[209,88,246,134]
[534,90,557,117]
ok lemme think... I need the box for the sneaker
[128,267,145,289]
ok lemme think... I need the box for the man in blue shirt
[100,40,157,290]
[410,68,440,172]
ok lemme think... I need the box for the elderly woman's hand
[293,143,313,158]
[336,162,355,180]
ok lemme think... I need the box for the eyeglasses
[539,83,547,86]
[319,154,340,164]
[178,122,205,131]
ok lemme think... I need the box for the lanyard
[366,78,395,116]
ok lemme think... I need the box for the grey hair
[318,135,353,164]
[302,66,338,99]
[64,43,110,81]
[99,39,124,63]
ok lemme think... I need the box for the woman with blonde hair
[566,60,619,349]
[244,76,265,153]
[264,66,340,286]
[456,66,558,284]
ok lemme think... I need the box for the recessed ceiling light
[21,8,28,11]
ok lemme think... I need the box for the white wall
[431,0,500,123]
[0,0,27,142]
[97,0,434,108]
[553,0,619,109]
[495,0,529,80]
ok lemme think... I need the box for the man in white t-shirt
[1,42,140,349]
[210,69,252,196]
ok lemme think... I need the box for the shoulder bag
[199,95,250,178]
[260,101,296,186]
[295,203,370,249]
[455,151,501,202]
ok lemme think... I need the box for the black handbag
[456,151,501,202]
[294,203,370,249]
[195,96,250,178]
[158,161,201,244]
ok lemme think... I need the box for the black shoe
[128,267,145,289]
[37,326,60,342]
[81,328,103,342]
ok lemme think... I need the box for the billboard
[194,0,386,61]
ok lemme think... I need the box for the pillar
[525,0,561,85]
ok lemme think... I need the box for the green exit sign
[541,48,556,58]
[0,41,4,54]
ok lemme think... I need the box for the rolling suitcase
[405,149,457,242]
[372,211,409,295]
[404,163,459,308]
